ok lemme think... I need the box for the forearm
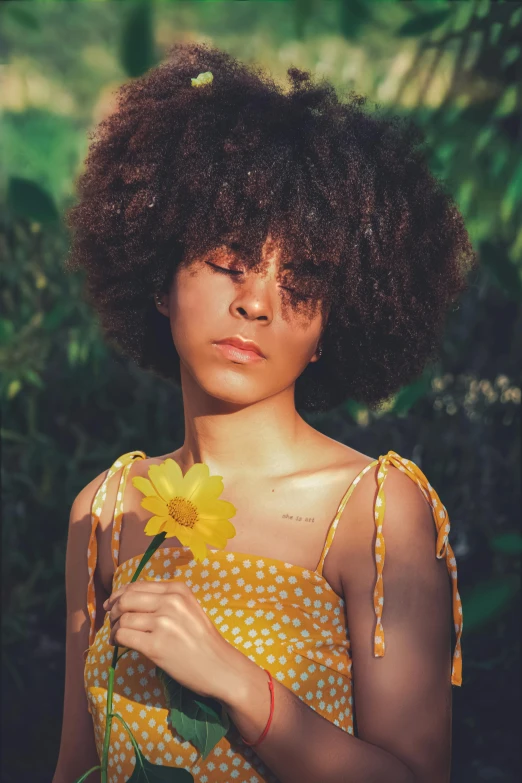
[219,652,416,783]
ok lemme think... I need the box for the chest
[96,471,349,601]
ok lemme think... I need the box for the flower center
[167,497,198,529]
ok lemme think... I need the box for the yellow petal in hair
[132,458,236,562]
[191,71,213,87]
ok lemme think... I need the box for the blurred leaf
[501,159,522,223]
[480,240,522,300]
[294,0,314,39]
[7,178,59,224]
[42,304,71,332]
[390,371,433,416]
[5,5,41,30]
[0,320,15,344]
[22,369,44,390]
[461,576,518,632]
[397,9,452,37]
[339,0,374,40]
[343,399,369,426]
[490,533,522,555]
[7,380,22,399]
[120,0,157,78]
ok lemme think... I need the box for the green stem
[72,765,102,783]
[99,532,167,782]
[112,713,147,774]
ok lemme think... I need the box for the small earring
[155,293,163,306]
[317,345,323,358]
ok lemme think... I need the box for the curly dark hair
[64,41,477,413]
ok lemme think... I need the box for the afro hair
[64,41,477,413]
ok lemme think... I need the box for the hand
[103,580,247,702]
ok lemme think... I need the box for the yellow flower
[131,460,236,562]
[191,71,213,87]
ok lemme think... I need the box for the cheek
[169,277,224,352]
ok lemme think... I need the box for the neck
[174,363,312,479]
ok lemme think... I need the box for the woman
[53,42,475,783]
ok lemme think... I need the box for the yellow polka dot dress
[84,450,463,782]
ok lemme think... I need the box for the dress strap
[316,450,463,688]
[316,458,379,577]
[87,450,147,647]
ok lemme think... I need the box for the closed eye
[206,262,312,300]
[206,262,243,276]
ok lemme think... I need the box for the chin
[204,373,268,405]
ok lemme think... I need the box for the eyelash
[206,262,301,295]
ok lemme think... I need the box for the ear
[154,294,170,318]
[309,343,322,363]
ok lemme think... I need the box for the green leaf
[156,668,230,760]
[490,533,522,555]
[193,699,220,719]
[397,10,452,37]
[7,177,59,224]
[113,713,194,782]
[461,577,518,632]
[127,755,194,782]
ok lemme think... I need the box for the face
[156,236,326,407]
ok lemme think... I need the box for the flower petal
[174,524,196,549]
[197,517,236,539]
[194,524,228,549]
[148,463,178,502]
[158,517,182,539]
[180,463,209,500]
[196,498,236,520]
[131,476,156,497]
[141,496,169,517]
[189,536,209,562]
[163,458,184,494]
[190,475,224,504]
[144,516,169,536]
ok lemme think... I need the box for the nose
[230,270,275,323]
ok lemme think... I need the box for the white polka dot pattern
[84,449,463,781]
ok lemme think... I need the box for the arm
[52,475,109,783]
[220,465,452,783]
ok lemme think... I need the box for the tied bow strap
[374,451,463,686]
[87,451,147,647]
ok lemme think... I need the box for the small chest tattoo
[282,513,315,523]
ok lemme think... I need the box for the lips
[214,336,265,358]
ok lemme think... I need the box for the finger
[110,612,155,646]
[109,591,163,624]
[104,579,191,610]
[111,626,152,653]
[104,580,170,610]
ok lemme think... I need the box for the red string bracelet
[240,668,275,748]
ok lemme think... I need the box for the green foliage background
[1,1,520,781]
